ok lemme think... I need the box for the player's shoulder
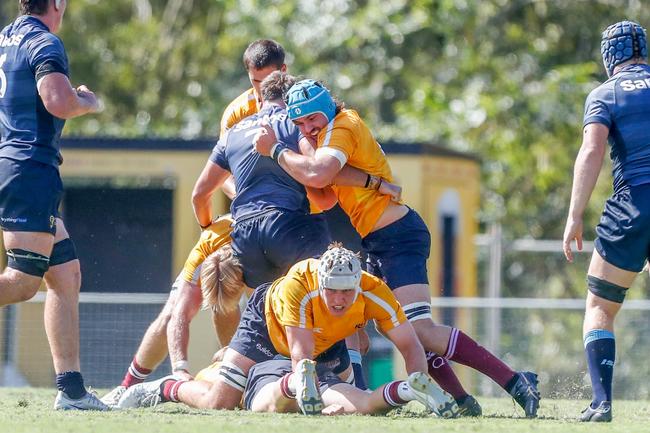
[359,270,388,292]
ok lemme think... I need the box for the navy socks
[584,329,615,406]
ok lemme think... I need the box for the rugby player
[563,20,649,423]
[117,245,459,418]
[0,0,105,410]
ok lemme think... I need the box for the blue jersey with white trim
[583,64,650,192]
[209,104,309,220]
[0,16,68,167]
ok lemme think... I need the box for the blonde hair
[200,244,244,314]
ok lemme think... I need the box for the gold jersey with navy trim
[264,258,407,358]
[219,88,260,137]
[181,214,233,284]
[316,109,395,237]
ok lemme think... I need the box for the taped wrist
[271,143,288,161]
[7,249,50,277]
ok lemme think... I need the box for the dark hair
[261,71,296,102]
[242,39,285,71]
[20,0,51,15]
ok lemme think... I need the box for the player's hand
[211,346,228,363]
[379,179,402,202]
[172,370,194,381]
[322,404,346,415]
[76,85,100,113]
[562,217,583,263]
[253,122,277,156]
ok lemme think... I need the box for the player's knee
[587,275,628,304]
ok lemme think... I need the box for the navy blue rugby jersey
[209,104,310,220]
[0,16,69,167]
[584,64,650,192]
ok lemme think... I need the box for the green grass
[2,388,650,433]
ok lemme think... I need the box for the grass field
[2,388,650,433]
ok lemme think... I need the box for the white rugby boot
[294,359,323,415]
[406,372,459,418]
[54,390,109,411]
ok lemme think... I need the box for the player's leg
[245,360,302,413]
[44,219,107,410]
[362,209,482,416]
[0,158,58,305]
[101,285,181,406]
[580,251,635,422]
[580,187,650,422]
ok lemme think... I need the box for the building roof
[61,136,479,161]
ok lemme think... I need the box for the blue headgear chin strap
[601,20,648,77]
[286,79,336,123]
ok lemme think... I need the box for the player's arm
[167,279,204,380]
[562,123,608,262]
[385,322,428,374]
[38,73,99,119]
[285,325,316,371]
[192,160,231,228]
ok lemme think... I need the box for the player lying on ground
[254,75,541,417]
[116,244,459,417]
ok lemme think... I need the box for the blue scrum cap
[601,20,647,77]
[286,79,336,122]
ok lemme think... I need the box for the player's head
[601,20,648,77]
[20,0,66,32]
[243,40,287,97]
[317,243,362,316]
[200,244,245,314]
[260,71,296,103]
[285,79,343,140]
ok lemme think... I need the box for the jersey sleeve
[273,277,314,329]
[209,135,230,171]
[583,84,614,128]
[181,216,233,283]
[26,33,68,79]
[361,275,407,334]
[275,116,301,152]
[320,119,357,161]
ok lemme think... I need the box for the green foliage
[4,0,650,246]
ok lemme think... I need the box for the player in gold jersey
[101,215,246,407]
[254,77,541,418]
[116,245,458,417]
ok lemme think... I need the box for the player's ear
[54,0,62,11]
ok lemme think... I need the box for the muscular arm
[38,73,99,119]
[192,160,232,228]
[385,322,427,374]
[285,326,315,371]
[562,123,608,262]
[167,280,204,378]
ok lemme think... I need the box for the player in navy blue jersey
[0,1,105,410]
[563,20,650,423]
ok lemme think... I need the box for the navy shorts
[229,282,350,370]
[595,184,650,272]
[362,208,430,289]
[243,359,345,410]
[231,210,331,288]
[0,158,61,235]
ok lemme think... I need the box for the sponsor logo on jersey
[0,33,25,48]
[620,78,650,91]
[0,216,27,224]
